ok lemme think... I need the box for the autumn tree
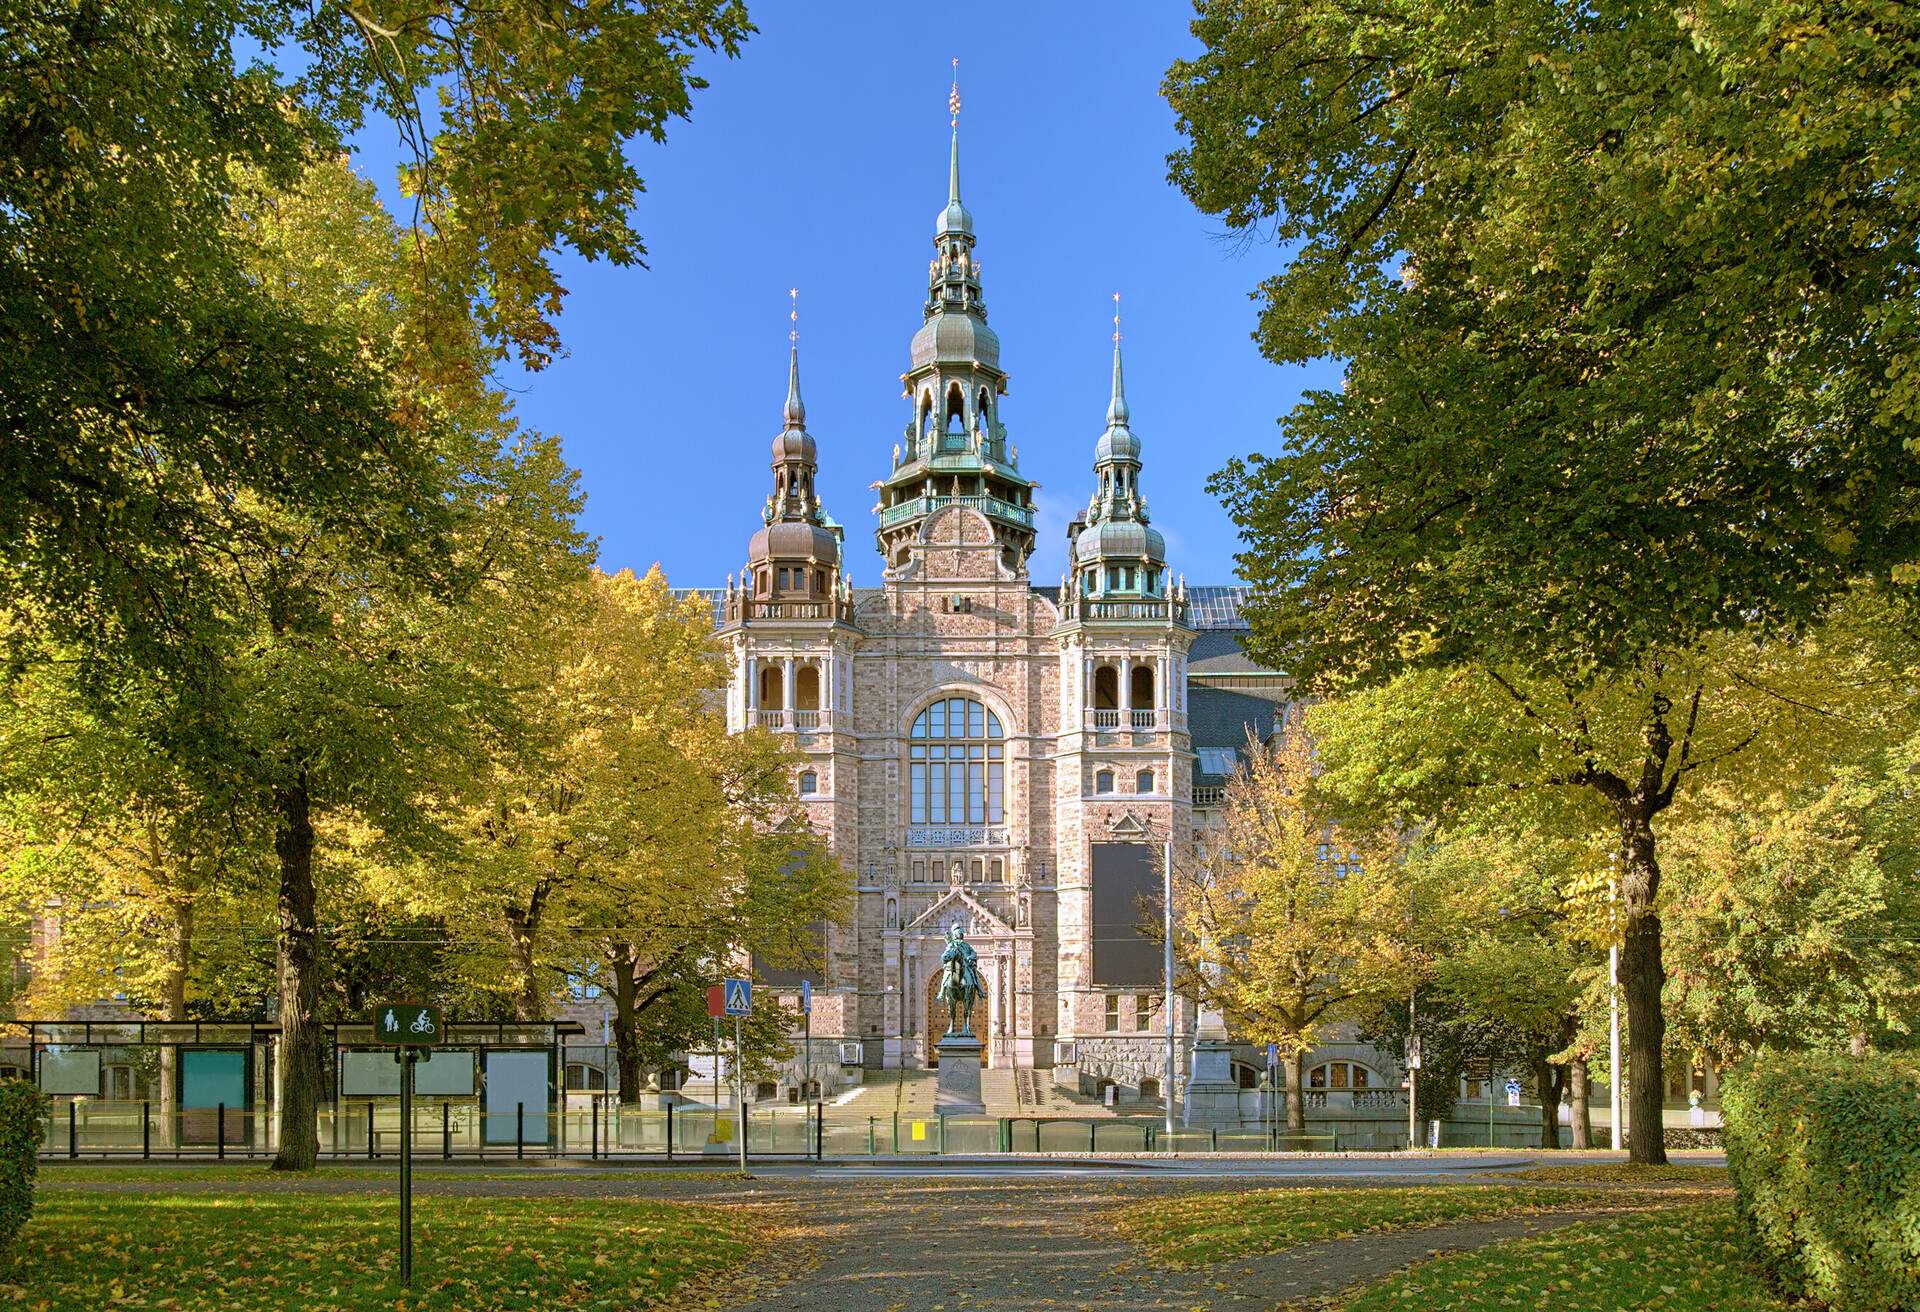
[169,159,585,1170]
[415,567,847,1101]
[1179,730,1414,1133]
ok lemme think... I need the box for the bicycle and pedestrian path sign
[373,1002,442,1046]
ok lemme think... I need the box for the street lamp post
[1609,857,1623,1152]
[1163,837,1176,1140]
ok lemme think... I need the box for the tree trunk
[1849,1031,1869,1057]
[158,899,191,1150]
[1532,1056,1564,1149]
[503,885,550,1024]
[607,947,644,1105]
[271,774,321,1171]
[1570,1056,1592,1150]
[1584,698,1686,1165]
[1621,900,1667,1165]
[1285,1048,1307,1134]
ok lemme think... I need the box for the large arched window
[909,696,1005,824]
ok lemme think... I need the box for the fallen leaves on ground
[1329,1201,1790,1311]
[4,1189,751,1310]
[1116,1184,1670,1265]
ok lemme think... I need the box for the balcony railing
[724,597,854,624]
[877,493,1035,530]
[1084,709,1183,734]
[752,709,831,733]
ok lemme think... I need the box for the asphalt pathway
[692,1177,1629,1311]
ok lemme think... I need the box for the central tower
[874,69,1039,577]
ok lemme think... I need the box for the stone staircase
[845,1064,1132,1120]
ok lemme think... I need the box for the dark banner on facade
[1091,842,1160,986]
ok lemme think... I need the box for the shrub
[0,1080,47,1255]
[1721,1053,1920,1312]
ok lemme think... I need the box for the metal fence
[38,1101,1363,1159]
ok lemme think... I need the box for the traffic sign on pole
[723,978,752,1017]
[371,1003,436,1285]
[800,981,813,1104]
[372,1002,442,1046]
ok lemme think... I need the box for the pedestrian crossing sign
[723,978,752,1017]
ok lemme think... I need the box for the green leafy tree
[1663,771,1920,1058]
[1167,0,1920,1163]
[1166,0,1920,676]
[1307,601,1916,1159]
[2,0,750,668]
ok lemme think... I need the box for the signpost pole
[371,1002,439,1289]
[1488,1059,1496,1149]
[1609,864,1623,1152]
[399,1051,413,1285]
[734,1015,747,1174]
[1407,996,1419,1153]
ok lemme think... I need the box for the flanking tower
[720,295,863,1051]
[1050,298,1196,1097]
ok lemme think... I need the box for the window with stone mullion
[908,696,1005,825]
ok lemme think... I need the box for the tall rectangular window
[1104,994,1121,1032]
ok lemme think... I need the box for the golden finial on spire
[949,58,961,128]
[789,287,799,345]
[1113,291,1122,346]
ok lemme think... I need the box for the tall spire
[783,287,805,427]
[938,59,973,238]
[1107,292,1129,427]
[1071,291,1164,597]
[948,58,963,206]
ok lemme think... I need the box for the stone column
[782,655,795,728]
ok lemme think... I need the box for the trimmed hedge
[0,1080,46,1255]
[1722,1053,1920,1312]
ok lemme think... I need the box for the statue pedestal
[934,1034,986,1115]
[1183,1037,1243,1127]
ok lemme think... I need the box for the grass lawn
[2,1187,753,1311]
[1118,1184,1638,1264]
[1501,1163,1728,1185]
[35,1165,701,1187]
[1335,1201,1789,1311]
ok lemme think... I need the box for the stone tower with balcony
[719,324,864,1045]
[1050,315,1197,1072]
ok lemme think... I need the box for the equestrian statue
[937,922,985,1036]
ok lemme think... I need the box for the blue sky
[357,5,1336,587]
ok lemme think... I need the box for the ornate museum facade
[708,109,1293,1101]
